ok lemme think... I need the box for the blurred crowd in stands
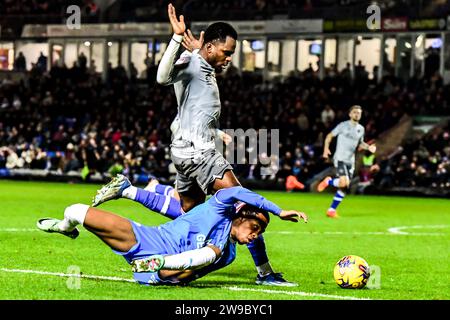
[0,50,449,190]
[1,0,449,23]
[372,123,450,190]
[0,0,98,16]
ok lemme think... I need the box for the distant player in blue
[317,105,376,218]
[37,186,307,285]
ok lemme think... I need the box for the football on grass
[334,255,370,289]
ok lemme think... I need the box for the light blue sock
[155,184,175,197]
[135,188,182,220]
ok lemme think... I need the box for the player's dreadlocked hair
[236,203,270,231]
[203,22,238,45]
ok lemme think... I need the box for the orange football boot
[317,176,332,192]
[285,175,305,192]
[326,208,339,218]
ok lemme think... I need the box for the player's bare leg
[211,170,241,192]
[326,178,350,218]
[339,176,350,188]
[318,176,349,218]
[178,183,206,212]
[83,207,137,252]
[37,205,137,253]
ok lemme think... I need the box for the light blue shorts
[112,220,181,285]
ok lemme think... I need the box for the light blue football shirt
[155,186,282,280]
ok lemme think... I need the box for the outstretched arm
[214,186,307,222]
[359,141,377,153]
[215,186,282,215]
[156,4,186,85]
[163,245,221,270]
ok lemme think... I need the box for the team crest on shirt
[175,52,191,68]
[215,158,227,167]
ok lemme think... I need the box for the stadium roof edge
[20,19,324,39]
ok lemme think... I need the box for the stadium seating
[1,56,449,193]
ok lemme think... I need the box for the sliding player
[37,186,307,285]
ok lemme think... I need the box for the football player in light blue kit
[37,186,307,285]
[317,105,376,218]
[154,3,295,285]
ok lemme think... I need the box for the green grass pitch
[0,180,449,300]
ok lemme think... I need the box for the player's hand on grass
[368,144,377,154]
[279,210,308,223]
[182,29,204,52]
[168,3,185,35]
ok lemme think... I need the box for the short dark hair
[203,22,238,45]
[237,204,270,231]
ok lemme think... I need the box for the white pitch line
[269,231,447,236]
[0,268,136,283]
[387,225,449,235]
[226,286,372,301]
[0,268,370,301]
[0,228,39,232]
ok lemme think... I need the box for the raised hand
[221,132,232,145]
[167,3,185,35]
[279,210,308,223]
[182,29,205,52]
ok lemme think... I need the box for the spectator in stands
[89,59,97,75]
[62,143,80,173]
[321,104,335,125]
[341,62,352,80]
[14,52,26,71]
[36,52,48,72]
[77,52,88,70]
[129,62,138,82]
[355,60,368,80]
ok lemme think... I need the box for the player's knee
[339,177,349,188]
[213,170,240,190]
[181,199,195,212]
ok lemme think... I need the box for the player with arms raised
[153,3,295,285]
